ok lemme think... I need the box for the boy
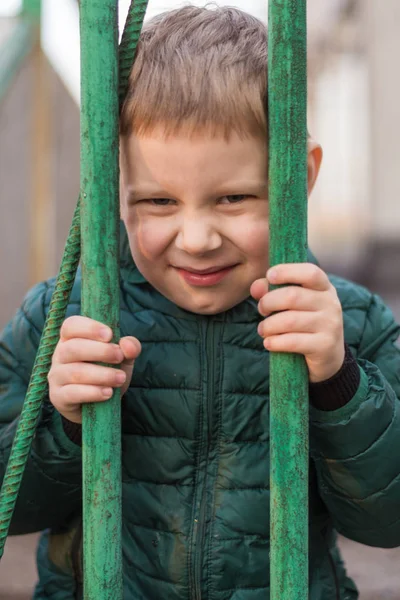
[1,6,400,600]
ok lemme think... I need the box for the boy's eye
[220,194,249,204]
[149,198,174,206]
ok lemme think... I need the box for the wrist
[61,414,82,446]
[309,344,360,411]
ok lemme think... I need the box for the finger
[258,286,323,316]
[55,338,124,365]
[60,316,113,343]
[54,363,126,387]
[58,384,116,407]
[119,337,141,396]
[250,278,269,301]
[267,263,330,291]
[262,332,321,354]
[257,310,320,338]
[119,337,142,366]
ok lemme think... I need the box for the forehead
[121,130,268,190]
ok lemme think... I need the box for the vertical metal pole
[80,2,121,599]
[268,2,309,599]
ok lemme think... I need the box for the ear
[307,138,323,196]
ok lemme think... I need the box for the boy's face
[120,129,270,315]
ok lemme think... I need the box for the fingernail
[102,388,113,398]
[115,371,126,384]
[268,268,277,283]
[100,327,111,341]
[257,323,263,336]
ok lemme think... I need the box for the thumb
[250,277,269,301]
[119,336,141,395]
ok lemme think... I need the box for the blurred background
[0,1,399,598]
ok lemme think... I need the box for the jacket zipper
[192,320,216,600]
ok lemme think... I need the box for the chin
[181,295,245,316]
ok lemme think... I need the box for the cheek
[126,213,174,261]
[231,215,269,259]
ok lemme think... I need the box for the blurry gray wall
[362,0,400,299]
[0,28,79,329]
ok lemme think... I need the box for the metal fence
[0,1,309,598]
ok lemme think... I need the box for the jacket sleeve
[310,293,400,548]
[0,282,82,535]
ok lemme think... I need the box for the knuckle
[47,368,54,384]
[285,336,296,352]
[258,298,266,316]
[49,394,60,410]
[321,335,333,354]
[284,312,297,330]
[107,345,121,364]
[326,310,342,332]
[309,265,321,285]
[69,365,83,385]
[56,342,69,363]
[52,340,65,366]
[61,316,76,336]
[287,287,299,305]
[102,367,114,384]
[334,298,343,315]
[62,386,76,405]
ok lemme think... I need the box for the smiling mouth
[173,264,239,287]
[174,264,238,274]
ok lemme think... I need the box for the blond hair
[120,5,268,139]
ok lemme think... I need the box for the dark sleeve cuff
[61,415,82,446]
[309,344,360,411]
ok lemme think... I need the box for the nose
[175,213,222,255]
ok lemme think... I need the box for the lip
[175,264,238,287]
[175,265,236,274]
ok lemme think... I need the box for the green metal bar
[268,1,309,599]
[80,2,121,598]
[0,20,35,104]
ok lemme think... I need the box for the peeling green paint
[268,1,309,598]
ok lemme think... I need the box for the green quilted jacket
[1,230,400,600]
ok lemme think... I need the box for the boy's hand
[48,316,141,424]
[250,264,345,383]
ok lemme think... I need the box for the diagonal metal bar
[0,0,149,567]
[0,201,81,558]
